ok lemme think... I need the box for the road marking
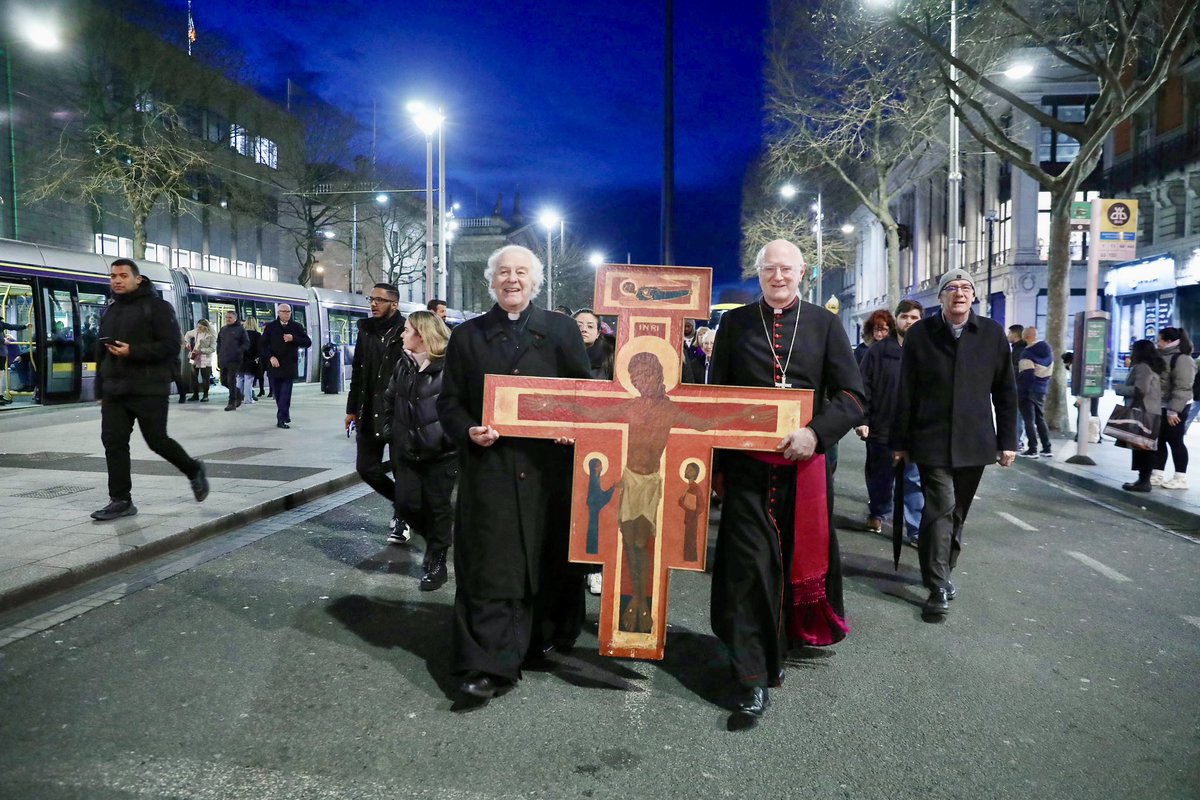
[1183,616,1200,631]
[1065,550,1132,582]
[997,511,1038,531]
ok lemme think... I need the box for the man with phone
[92,258,208,521]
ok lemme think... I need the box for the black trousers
[356,433,395,511]
[100,395,199,502]
[1155,404,1190,473]
[268,375,293,424]
[915,465,985,592]
[190,366,211,397]
[393,455,457,552]
[219,365,238,402]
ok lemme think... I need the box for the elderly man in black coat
[890,268,1018,618]
[260,303,312,429]
[708,238,865,725]
[438,244,592,708]
[92,258,208,521]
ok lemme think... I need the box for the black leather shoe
[224,404,235,411]
[1122,481,1151,492]
[91,499,137,521]
[190,460,209,502]
[277,422,290,429]
[419,549,448,591]
[923,588,950,616]
[734,687,770,717]
[945,582,957,601]
[459,674,513,700]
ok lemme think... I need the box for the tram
[0,238,474,406]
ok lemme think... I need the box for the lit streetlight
[840,223,855,234]
[539,209,563,308]
[588,251,605,268]
[408,101,444,303]
[1003,61,1034,80]
[3,11,61,239]
[780,184,823,303]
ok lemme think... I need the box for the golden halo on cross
[614,335,681,395]
[581,451,610,476]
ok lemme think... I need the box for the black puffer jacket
[384,352,454,461]
[346,310,406,439]
[96,279,181,399]
[858,334,903,443]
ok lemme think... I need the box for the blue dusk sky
[167,0,770,291]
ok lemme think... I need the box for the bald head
[755,239,805,310]
[1023,327,1038,344]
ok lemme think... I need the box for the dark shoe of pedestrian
[945,582,957,601]
[257,391,265,398]
[224,403,236,411]
[276,422,290,429]
[1040,450,1053,458]
[1018,448,1038,458]
[459,673,513,700]
[190,460,210,502]
[904,535,920,549]
[91,499,137,521]
[200,394,209,402]
[923,588,951,617]
[768,668,785,688]
[189,393,199,401]
[522,641,557,671]
[864,516,883,533]
[731,687,770,720]
[1122,480,1151,493]
[178,394,186,404]
[419,548,448,591]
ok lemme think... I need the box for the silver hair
[276,303,292,313]
[754,239,806,270]
[484,245,544,301]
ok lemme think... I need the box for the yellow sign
[1096,199,1138,261]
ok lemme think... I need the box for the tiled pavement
[2,385,1198,616]
[0,384,361,611]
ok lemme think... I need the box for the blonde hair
[243,317,260,333]
[407,309,451,360]
[197,319,212,331]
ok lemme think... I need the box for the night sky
[164,0,768,293]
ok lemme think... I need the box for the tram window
[43,287,77,394]
[78,289,109,363]
[327,311,361,346]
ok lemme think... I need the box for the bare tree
[765,0,950,304]
[886,0,1198,429]
[359,185,428,288]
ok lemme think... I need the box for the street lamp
[408,101,444,303]
[2,12,61,239]
[588,251,605,268]
[779,183,823,303]
[539,209,562,309]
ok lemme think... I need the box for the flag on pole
[187,0,197,55]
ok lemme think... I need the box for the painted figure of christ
[529,350,771,633]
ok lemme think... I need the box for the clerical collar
[761,295,800,316]
[507,312,521,321]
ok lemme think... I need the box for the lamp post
[408,102,443,303]
[780,183,823,302]
[946,0,961,276]
[539,210,561,309]
[985,209,997,316]
[1,16,61,240]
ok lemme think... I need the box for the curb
[1013,457,1200,532]
[0,469,360,614]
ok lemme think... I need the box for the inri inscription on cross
[484,264,812,659]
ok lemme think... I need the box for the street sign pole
[1067,197,1105,466]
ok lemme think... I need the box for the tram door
[40,281,80,401]
[206,300,237,386]
[0,278,35,405]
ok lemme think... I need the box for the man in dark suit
[890,269,1018,618]
[260,303,312,429]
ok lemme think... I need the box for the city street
[0,443,1197,800]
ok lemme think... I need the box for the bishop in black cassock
[708,239,865,726]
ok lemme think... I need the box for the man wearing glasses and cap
[345,283,409,543]
[890,268,1018,618]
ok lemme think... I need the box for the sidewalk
[0,384,362,611]
[2,387,1198,614]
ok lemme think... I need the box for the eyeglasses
[943,283,975,295]
[367,296,396,304]
[758,264,798,277]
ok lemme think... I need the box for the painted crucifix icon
[483,264,812,659]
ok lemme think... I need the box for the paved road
[1,445,1197,799]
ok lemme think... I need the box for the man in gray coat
[890,269,1018,618]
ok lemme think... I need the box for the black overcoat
[889,310,1019,467]
[260,319,312,380]
[859,335,903,444]
[437,304,592,599]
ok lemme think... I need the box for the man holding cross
[437,245,592,708]
[707,238,865,724]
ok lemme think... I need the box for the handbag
[1103,404,1160,450]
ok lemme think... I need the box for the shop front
[1104,254,1176,382]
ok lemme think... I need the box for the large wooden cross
[483,264,812,659]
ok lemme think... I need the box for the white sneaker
[1162,475,1189,490]
[586,572,603,595]
[1149,470,1167,486]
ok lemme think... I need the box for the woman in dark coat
[572,308,614,380]
[384,310,456,590]
[1116,339,1165,492]
[437,244,592,707]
